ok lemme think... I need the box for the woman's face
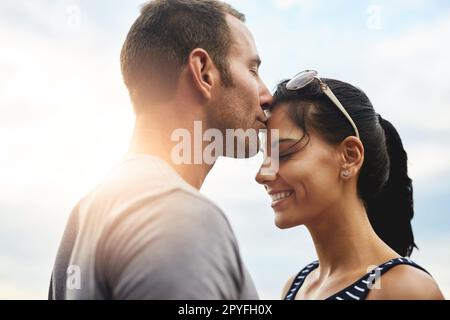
[255,104,344,229]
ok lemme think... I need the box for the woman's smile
[268,189,294,208]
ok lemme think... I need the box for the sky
[0,0,449,299]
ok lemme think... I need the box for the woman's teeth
[270,191,293,201]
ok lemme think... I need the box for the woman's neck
[305,194,399,282]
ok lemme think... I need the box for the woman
[255,70,444,300]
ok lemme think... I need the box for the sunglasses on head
[286,70,360,139]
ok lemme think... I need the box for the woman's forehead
[267,104,289,125]
[267,104,304,137]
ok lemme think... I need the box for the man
[49,0,272,300]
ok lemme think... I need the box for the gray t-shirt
[49,155,258,300]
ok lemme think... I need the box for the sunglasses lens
[286,70,318,90]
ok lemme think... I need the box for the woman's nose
[255,162,277,185]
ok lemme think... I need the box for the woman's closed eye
[279,152,295,161]
[276,136,309,160]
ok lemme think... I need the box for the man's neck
[128,114,215,190]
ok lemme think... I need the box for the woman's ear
[187,48,217,100]
[339,136,364,179]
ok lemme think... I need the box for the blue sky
[1,0,449,299]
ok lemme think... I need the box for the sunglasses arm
[321,85,361,139]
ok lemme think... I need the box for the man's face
[208,15,273,158]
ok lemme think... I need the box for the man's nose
[259,82,273,111]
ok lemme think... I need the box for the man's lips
[256,120,267,130]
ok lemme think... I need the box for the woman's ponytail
[366,115,417,257]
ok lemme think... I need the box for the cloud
[0,5,134,200]
[412,233,450,298]
[353,11,450,188]
[272,0,315,10]
[408,143,450,183]
[363,12,450,134]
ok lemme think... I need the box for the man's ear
[339,136,364,178]
[188,48,217,100]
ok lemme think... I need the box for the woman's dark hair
[273,78,416,257]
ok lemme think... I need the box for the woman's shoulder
[367,262,445,300]
[281,275,296,299]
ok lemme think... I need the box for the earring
[341,170,350,179]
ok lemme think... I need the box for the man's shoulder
[150,187,232,235]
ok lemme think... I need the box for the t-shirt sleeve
[95,189,257,300]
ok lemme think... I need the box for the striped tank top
[284,257,429,300]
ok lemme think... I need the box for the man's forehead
[226,14,258,58]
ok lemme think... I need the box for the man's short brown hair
[120,0,245,102]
